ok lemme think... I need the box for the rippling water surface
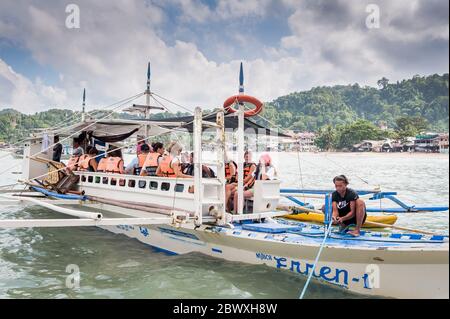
[0,151,448,298]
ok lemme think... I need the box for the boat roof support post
[194,107,203,226]
[216,111,226,224]
[237,102,245,215]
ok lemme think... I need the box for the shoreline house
[283,131,317,152]
[438,133,449,154]
[352,140,384,152]
[381,138,415,152]
[414,133,443,153]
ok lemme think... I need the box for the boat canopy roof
[151,113,291,137]
[27,112,289,141]
[53,119,169,138]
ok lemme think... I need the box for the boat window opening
[161,182,170,191]
[88,176,93,183]
[128,179,136,188]
[150,181,158,190]
[175,184,184,193]
[102,177,109,184]
[81,175,86,182]
[110,178,117,186]
[119,179,126,187]
[138,181,146,189]
[95,176,101,183]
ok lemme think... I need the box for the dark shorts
[342,212,367,226]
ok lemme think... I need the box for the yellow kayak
[285,212,397,228]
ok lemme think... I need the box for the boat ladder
[193,108,227,226]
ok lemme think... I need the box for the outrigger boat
[0,63,448,299]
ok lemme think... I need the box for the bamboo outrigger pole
[278,205,440,236]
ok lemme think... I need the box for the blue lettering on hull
[256,253,368,290]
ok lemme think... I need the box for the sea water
[0,151,448,298]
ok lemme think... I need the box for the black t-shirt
[52,143,63,162]
[332,188,359,217]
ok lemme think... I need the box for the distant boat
[11,148,24,159]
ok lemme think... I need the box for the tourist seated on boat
[225,155,237,184]
[232,153,277,214]
[156,142,191,178]
[52,135,62,162]
[225,151,257,211]
[73,138,84,156]
[125,143,150,175]
[78,146,99,172]
[140,142,165,176]
[66,139,84,171]
[136,136,150,155]
[97,146,125,174]
[182,152,216,177]
[331,175,367,237]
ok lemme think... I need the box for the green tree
[336,120,386,149]
[395,116,429,141]
[377,77,389,89]
[315,125,336,151]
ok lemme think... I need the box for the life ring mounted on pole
[223,94,263,118]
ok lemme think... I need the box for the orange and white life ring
[223,94,263,117]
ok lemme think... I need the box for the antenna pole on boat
[81,88,86,122]
[237,62,245,215]
[145,62,151,119]
[126,63,164,121]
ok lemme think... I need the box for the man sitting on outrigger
[331,175,367,237]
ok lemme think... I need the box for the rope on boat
[0,92,145,178]
[0,183,20,190]
[322,154,371,185]
[253,112,375,188]
[21,109,223,185]
[151,94,178,115]
[0,92,146,162]
[151,92,197,114]
[299,221,334,299]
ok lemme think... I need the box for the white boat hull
[93,213,448,299]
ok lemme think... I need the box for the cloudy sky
[0,0,448,114]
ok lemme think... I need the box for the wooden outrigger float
[0,63,448,299]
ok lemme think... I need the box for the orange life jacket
[142,152,161,176]
[225,162,237,183]
[243,162,256,179]
[97,158,107,172]
[159,155,176,177]
[67,156,80,171]
[244,162,257,189]
[78,154,92,171]
[134,153,149,175]
[105,157,123,174]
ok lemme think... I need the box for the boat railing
[75,171,225,212]
[248,180,282,213]
[280,188,449,213]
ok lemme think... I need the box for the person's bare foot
[348,230,361,237]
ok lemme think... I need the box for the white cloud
[215,0,273,19]
[173,0,213,23]
[0,58,68,113]
[279,0,449,86]
[0,0,447,115]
